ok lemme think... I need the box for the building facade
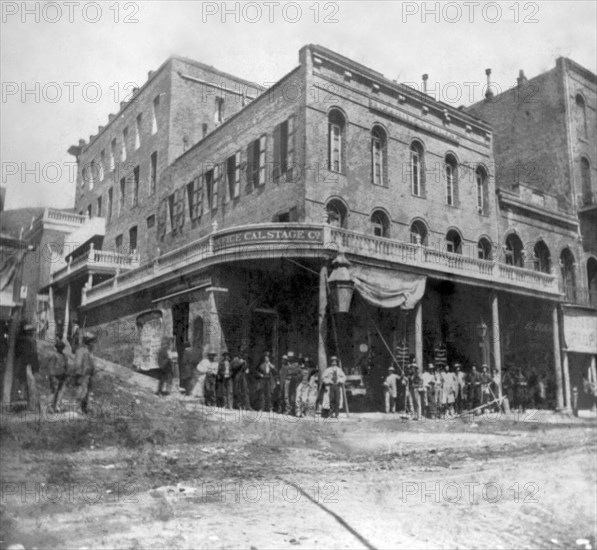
[45,45,596,411]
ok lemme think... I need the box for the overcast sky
[1,0,595,210]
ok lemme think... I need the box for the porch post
[490,291,503,400]
[562,349,571,410]
[64,282,71,339]
[318,265,328,378]
[415,300,423,373]
[552,304,564,410]
[47,285,56,341]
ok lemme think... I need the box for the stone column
[318,265,328,378]
[562,349,571,410]
[47,285,56,341]
[415,301,423,373]
[490,291,503,400]
[552,305,564,410]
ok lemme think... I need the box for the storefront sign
[563,310,597,354]
[215,228,323,249]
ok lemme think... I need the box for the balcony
[64,216,106,257]
[83,223,561,306]
[51,243,140,286]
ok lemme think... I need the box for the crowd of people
[156,339,348,418]
[382,359,549,419]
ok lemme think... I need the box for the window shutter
[273,123,281,183]
[234,151,241,198]
[157,199,166,241]
[259,135,267,186]
[453,165,459,207]
[186,181,193,219]
[197,175,204,217]
[224,161,231,204]
[246,140,255,193]
[213,164,219,209]
[286,116,295,183]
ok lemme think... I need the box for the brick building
[468,57,597,411]
[45,45,596,411]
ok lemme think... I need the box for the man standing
[48,340,68,412]
[383,366,399,413]
[468,365,481,410]
[440,363,457,418]
[180,341,201,396]
[73,332,96,414]
[454,363,466,413]
[232,349,252,411]
[218,351,233,409]
[421,364,434,418]
[156,337,173,396]
[14,324,40,412]
[321,356,346,418]
[201,350,219,406]
[408,363,423,420]
[258,351,276,412]
[193,350,212,404]
[479,364,493,408]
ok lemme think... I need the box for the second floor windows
[410,142,425,197]
[135,114,142,149]
[371,126,387,186]
[328,109,345,173]
[225,152,241,202]
[132,166,140,206]
[215,97,225,124]
[476,166,488,214]
[152,95,160,135]
[187,176,203,221]
[205,166,219,211]
[122,127,128,161]
[107,187,113,220]
[119,177,126,214]
[97,195,102,217]
[247,136,266,189]
[150,151,158,195]
[505,233,524,267]
[273,116,294,183]
[445,154,458,206]
[110,139,116,170]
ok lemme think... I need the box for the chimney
[79,139,86,147]
[132,87,139,95]
[148,70,155,79]
[485,68,494,100]
[120,101,126,109]
[108,113,115,122]
[98,125,104,133]
[422,74,429,94]
[517,69,527,87]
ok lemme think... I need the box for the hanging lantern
[328,252,354,314]
[476,318,488,339]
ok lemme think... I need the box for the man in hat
[13,323,40,411]
[198,350,219,406]
[383,366,399,413]
[48,340,69,411]
[218,351,234,409]
[156,337,173,396]
[454,363,466,413]
[421,363,435,418]
[322,356,346,418]
[258,351,277,413]
[73,332,96,414]
[468,364,481,410]
[232,348,252,411]
[408,363,423,420]
[281,352,298,415]
[180,341,201,396]
[479,364,493,408]
[440,363,457,418]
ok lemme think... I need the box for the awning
[350,265,426,310]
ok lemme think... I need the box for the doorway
[249,309,278,368]
[172,302,190,368]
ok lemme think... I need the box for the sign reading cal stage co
[215,227,323,248]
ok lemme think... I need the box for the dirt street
[1,351,595,550]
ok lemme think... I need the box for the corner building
[62,45,577,411]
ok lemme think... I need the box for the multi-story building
[47,56,263,345]
[468,56,597,411]
[50,44,584,412]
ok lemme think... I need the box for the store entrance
[249,308,278,368]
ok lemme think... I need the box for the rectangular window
[187,176,203,220]
[173,188,185,232]
[329,123,342,173]
[205,166,218,211]
[150,151,158,194]
[247,136,267,189]
[110,139,116,171]
[226,152,240,202]
[107,187,113,220]
[119,177,126,214]
[115,234,123,252]
[167,193,174,233]
[97,195,102,217]
[202,123,208,138]
[274,117,294,182]
[146,214,155,229]
[122,128,128,161]
[132,166,140,206]
[215,97,225,123]
[135,113,142,149]
[152,95,160,135]
[411,151,420,196]
[372,137,383,185]
[129,226,138,252]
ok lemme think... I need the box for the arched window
[446,229,462,254]
[533,240,551,273]
[581,156,592,205]
[445,154,458,206]
[505,234,524,267]
[476,166,488,215]
[477,237,492,260]
[410,141,425,197]
[576,94,588,139]
[371,210,390,238]
[587,257,597,306]
[371,126,387,186]
[410,220,428,246]
[326,199,347,228]
[328,109,345,173]
[561,248,576,301]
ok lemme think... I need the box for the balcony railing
[44,208,87,225]
[561,286,597,309]
[83,223,561,306]
[51,243,140,283]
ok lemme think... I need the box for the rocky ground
[0,345,595,550]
